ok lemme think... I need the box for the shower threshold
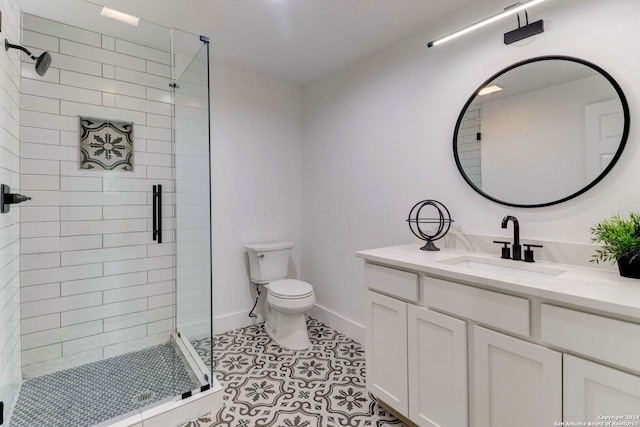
[10,339,222,427]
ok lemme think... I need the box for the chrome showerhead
[4,39,52,76]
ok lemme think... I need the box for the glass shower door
[174,39,214,384]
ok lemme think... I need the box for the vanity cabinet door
[564,354,640,422]
[473,326,561,427]
[408,305,468,427]
[364,289,408,416]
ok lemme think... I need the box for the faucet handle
[493,240,511,259]
[523,243,543,263]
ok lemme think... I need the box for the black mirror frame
[453,55,630,208]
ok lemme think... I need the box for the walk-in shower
[0,0,218,425]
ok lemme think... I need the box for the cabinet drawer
[423,276,530,337]
[541,304,640,373]
[364,263,419,302]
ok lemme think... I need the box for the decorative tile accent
[181,318,409,427]
[11,343,199,427]
[79,116,134,171]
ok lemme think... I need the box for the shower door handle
[153,185,162,243]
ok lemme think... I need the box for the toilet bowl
[264,279,315,350]
[246,242,315,350]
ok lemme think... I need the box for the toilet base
[265,306,312,350]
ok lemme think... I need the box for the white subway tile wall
[20,14,176,378]
[0,0,24,417]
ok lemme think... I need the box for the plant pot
[617,256,640,279]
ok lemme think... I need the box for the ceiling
[19,0,496,85]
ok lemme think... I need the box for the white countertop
[356,244,640,320]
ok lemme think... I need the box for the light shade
[100,7,140,27]
[428,0,546,48]
[478,84,503,96]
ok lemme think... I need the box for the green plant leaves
[590,212,640,264]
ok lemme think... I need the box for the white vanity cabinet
[564,354,640,422]
[364,289,409,416]
[364,263,468,426]
[422,276,562,427]
[473,326,561,427]
[407,304,467,427]
[541,304,640,421]
[360,249,640,427]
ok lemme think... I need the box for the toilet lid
[269,279,313,299]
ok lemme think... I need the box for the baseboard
[213,305,364,344]
[309,304,364,344]
[213,309,259,335]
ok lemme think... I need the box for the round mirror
[453,56,630,208]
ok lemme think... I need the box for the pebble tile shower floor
[11,343,199,427]
[182,318,409,427]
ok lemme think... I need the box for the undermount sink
[438,255,566,281]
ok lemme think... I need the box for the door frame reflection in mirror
[453,55,630,208]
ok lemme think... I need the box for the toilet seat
[268,279,314,299]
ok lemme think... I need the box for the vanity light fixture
[100,7,140,27]
[427,0,546,48]
[504,9,544,45]
[478,84,503,96]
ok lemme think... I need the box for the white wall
[301,0,640,337]
[210,65,302,333]
[0,0,23,418]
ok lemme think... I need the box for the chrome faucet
[501,215,521,260]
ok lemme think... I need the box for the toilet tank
[245,241,294,283]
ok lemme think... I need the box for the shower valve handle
[1,184,31,214]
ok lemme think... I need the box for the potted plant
[590,212,640,278]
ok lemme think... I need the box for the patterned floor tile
[182,318,411,427]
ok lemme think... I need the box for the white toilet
[246,241,315,350]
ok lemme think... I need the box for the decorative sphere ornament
[406,200,454,251]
